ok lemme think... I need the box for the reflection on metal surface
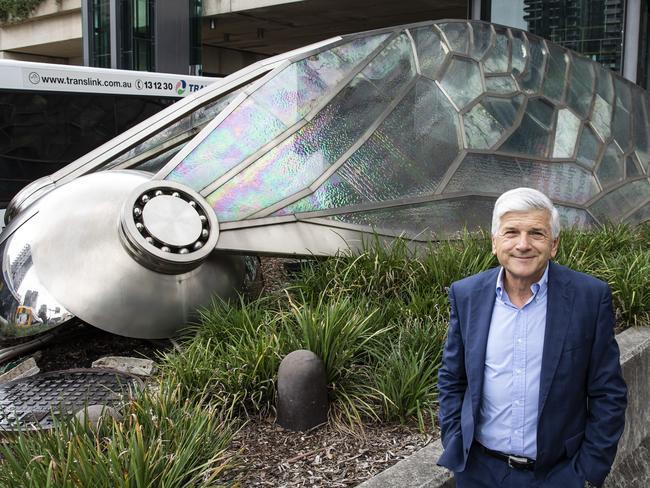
[0,215,73,340]
[24,171,242,339]
[1,20,649,340]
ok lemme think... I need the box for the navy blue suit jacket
[437,261,627,486]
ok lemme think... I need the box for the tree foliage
[0,0,47,23]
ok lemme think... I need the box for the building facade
[0,1,648,85]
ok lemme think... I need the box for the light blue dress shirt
[475,264,549,459]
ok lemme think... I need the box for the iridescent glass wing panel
[166,98,288,190]
[553,108,581,158]
[331,33,390,64]
[566,54,595,119]
[499,98,554,157]
[363,32,417,95]
[133,144,184,173]
[250,50,355,126]
[107,90,241,170]
[595,66,614,103]
[166,34,389,191]
[625,155,642,178]
[542,44,568,103]
[445,153,599,204]
[348,77,458,188]
[464,95,524,149]
[590,179,650,222]
[590,95,613,142]
[438,22,469,54]
[612,78,632,151]
[625,203,650,225]
[335,132,439,203]
[596,142,624,188]
[518,35,545,94]
[483,27,510,74]
[273,174,363,215]
[633,93,650,165]
[279,78,459,212]
[206,74,392,221]
[556,206,597,229]
[510,30,528,75]
[470,22,493,60]
[329,196,496,238]
[485,75,518,95]
[439,57,483,109]
[410,26,447,80]
[576,125,602,169]
[590,67,614,141]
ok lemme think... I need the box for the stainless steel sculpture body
[2,20,649,340]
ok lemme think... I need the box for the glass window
[120,0,154,71]
[493,0,625,74]
[91,0,111,68]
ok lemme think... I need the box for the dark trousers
[454,443,585,488]
[454,443,539,488]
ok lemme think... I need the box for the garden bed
[0,224,648,487]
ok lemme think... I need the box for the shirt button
[517,339,523,344]
[515,368,522,374]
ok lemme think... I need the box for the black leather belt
[476,442,536,471]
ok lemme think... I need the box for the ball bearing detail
[119,181,219,274]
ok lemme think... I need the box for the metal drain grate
[0,369,143,431]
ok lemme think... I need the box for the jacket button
[465,448,469,454]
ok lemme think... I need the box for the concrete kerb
[357,326,650,488]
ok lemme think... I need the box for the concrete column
[623,0,641,83]
[470,0,482,20]
[82,0,91,65]
[155,0,190,74]
[109,0,119,68]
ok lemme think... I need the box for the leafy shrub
[0,0,45,22]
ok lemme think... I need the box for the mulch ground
[30,322,166,373]
[222,417,435,487]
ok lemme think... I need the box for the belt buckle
[507,455,529,469]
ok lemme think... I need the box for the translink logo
[176,80,187,95]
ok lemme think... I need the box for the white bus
[0,60,218,209]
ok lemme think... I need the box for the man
[437,188,627,488]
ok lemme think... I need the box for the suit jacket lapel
[467,267,499,415]
[538,261,574,416]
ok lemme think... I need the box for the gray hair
[491,187,561,238]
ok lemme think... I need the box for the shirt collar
[496,262,549,303]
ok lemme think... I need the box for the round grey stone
[277,349,328,431]
[74,404,122,429]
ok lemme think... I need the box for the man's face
[492,209,559,285]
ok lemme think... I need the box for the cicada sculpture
[1,20,649,340]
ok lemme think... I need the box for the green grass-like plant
[159,296,288,416]
[371,313,447,430]
[157,223,649,429]
[0,383,235,488]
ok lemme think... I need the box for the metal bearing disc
[29,170,243,339]
[119,180,219,274]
